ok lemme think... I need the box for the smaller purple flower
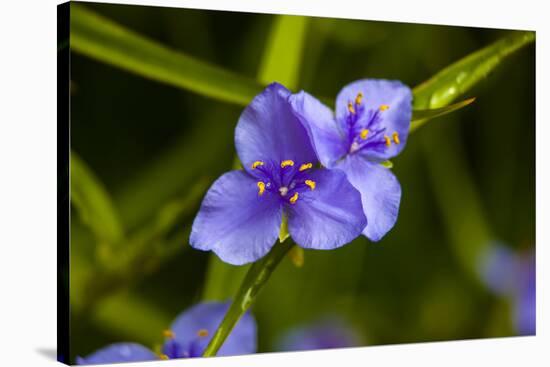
[289,79,412,241]
[76,302,256,364]
[478,243,535,335]
[276,318,361,352]
[190,83,367,265]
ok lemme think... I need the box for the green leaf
[70,5,534,127]
[71,4,263,106]
[258,15,310,90]
[380,160,393,169]
[70,151,124,244]
[202,241,295,357]
[410,98,476,132]
[413,31,534,110]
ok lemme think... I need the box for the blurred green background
[68,1,535,363]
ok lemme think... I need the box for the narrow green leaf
[71,4,263,106]
[410,97,476,132]
[70,5,534,130]
[71,151,124,244]
[202,241,295,357]
[413,31,534,110]
[258,15,309,90]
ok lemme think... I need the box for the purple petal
[167,302,257,357]
[76,343,157,365]
[289,90,347,167]
[287,169,366,249]
[235,83,318,172]
[336,79,412,160]
[190,171,283,265]
[337,155,401,241]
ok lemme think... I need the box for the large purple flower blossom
[289,79,412,241]
[190,83,367,265]
[77,302,256,364]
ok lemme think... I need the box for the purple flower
[77,302,256,364]
[289,79,412,241]
[276,318,361,351]
[190,83,367,265]
[478,243,536,335]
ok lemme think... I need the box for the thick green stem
[202,241,295,357]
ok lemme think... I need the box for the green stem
[202,241,295,357]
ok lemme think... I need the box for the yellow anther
[379,104,390,111]
[289,192,299,204]
[281,160,295,168]
[355,92,363,105]
[299,162,313,171]
[163,329,175,339]
[257,181,266,196]
[360,129,369,140]
[197,329,209,338]
[305,180,316,190]
[384,135,391,147]
[392,132,400,144]
[159,354,169,360]
[251,161,264,169]
[347,102,355,114]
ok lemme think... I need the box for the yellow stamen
[257,181,266,196]
[251,160,264,169]
[305,180,316,190]
[384,135,391,147]
[360,129,369,140]
[379,104,390,111]
[197,329,209,338]
[355,92,363,105]
[159,354,169,360]
[163,329,175,339]
[347,102,355,114]
[299,162,313,171]
[392,132,400,144]
[289,192,299,204]
[281,160,295,168]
